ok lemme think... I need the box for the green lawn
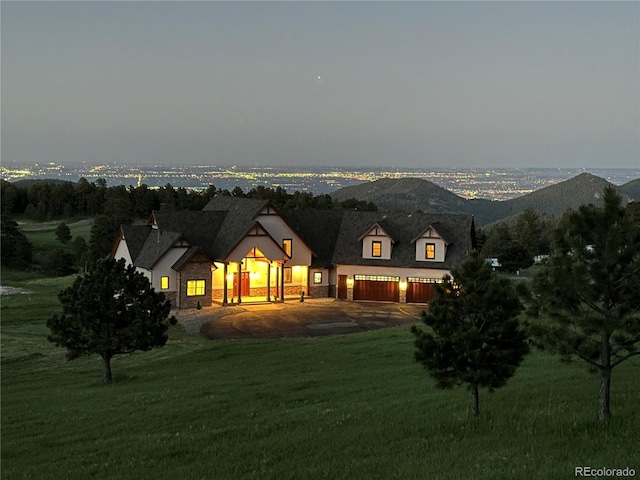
[1,271,638,480]
[16,219,93,265]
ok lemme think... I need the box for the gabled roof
[202,197,271,259]
[172,246,213,271]
[357,221,396,242]
[151,210,227,260]
[332,211,474,269]
[281,209,345,268]
[411,222,452,245]
[120,225,152,262]
[136,230,184,269]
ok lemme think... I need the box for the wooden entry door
[337,275,347,299]
[233,272,250,298]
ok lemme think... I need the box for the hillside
[331,173,638,226]
[331,177,468,214]
[621,177,640,200]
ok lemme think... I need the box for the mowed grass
[17,218,93,264]
[2,272,639,480]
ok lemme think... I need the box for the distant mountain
[620,178,640,200]
[10,178,75,189]
[331,177,468,214]
[331,172,638,227]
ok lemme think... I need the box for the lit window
[161,276,169,290]
[186,280,205,296]
[426,244,436,259]
[284,267,292,283]
[283,239,292,257]
[372,241,382,257]
[313,272,322,284]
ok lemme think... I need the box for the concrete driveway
[185,299,427,339]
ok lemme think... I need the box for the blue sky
[2,1,638,169]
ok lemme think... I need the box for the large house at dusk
[112,196,476,308]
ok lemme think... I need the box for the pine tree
[412,253,529,415]
[47,258,176,383]
[55,222,72,244]
[529,187,640,421]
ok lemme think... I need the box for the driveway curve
[184,299,426,339]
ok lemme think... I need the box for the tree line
[1,178,377,221]
[0,179,377,273]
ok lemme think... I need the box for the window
[186,280,205,296]
[283,239,292,257]
[426,243,436,259]
[313,272,322,284]
[372,241,382,257]
[284,267,292,283]
[161,276,169,290]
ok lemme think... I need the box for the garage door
[406,278,438,303]
[353,275,399,302]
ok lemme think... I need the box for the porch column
[280,262,286,303]
[266,262,271,302]
[237,261,242,304]
[222,263,228,305]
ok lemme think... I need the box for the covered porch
[212,247,308,305]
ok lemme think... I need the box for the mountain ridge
[330,172,638,226]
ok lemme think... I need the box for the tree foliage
[0,216,33,269]
[55,222,72,244]
[528,187,640,421]
[412,253,529,415]
[47,258,176,383]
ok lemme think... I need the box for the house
[112,197,476,307]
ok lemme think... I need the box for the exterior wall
[336,264,449,280]
[255,214,313,267]
[113,239,133,265]
[362,235,393,260]
[149,246,188,293]
[415,237,447,263]
[308,285,329,298]
[177,260,213,309]
[336,264,449,303]
[308,268,329,298]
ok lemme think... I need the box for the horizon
[2,2,638,170]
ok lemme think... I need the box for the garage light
[346,278,354,287]
[399,281,408,291]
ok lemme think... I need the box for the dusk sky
[2,1,639,169]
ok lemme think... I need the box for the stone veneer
[177,259,213,309]
[308,285,329,298]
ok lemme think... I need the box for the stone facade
[308,285,329,298]
[177,259,213,309]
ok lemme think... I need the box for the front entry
[233,272,250,298]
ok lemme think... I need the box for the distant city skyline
[2,1,639,169]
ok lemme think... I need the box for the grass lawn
[17,219,93,265]
[1,270,639,480]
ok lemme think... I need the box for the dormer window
[426,243,436,260]
[413,224,449,262]
[359,222,394,260]
[372,241,382,258]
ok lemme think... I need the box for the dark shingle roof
[136,230,183,269]
[203,197,270,259]
[152,210,227,260]
[331,211,474,269]
[281,209,345,268]
[121,225,152,262]
[172,246,208,271]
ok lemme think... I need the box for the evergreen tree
[55,222,72,244]
[412,253,529,415]
[47,258,176,383]
[529,187,640,422]
[0,216,33,269]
